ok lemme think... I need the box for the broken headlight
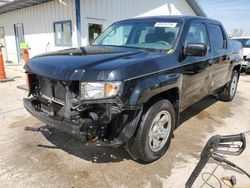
[80,82,122,100]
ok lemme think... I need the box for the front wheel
[126,99,175,163]
[218,70,239,102]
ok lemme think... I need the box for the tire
[218,70,239,102]
[126,99,175,163]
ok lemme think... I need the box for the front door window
[185,23,208,45]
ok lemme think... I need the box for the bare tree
[231,28,244,37]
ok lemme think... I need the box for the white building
[0,0,205,63]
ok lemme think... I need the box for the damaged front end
[24,74,142,146]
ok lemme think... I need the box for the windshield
[92,20,182,51]
[233,38,250,48]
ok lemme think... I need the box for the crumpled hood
[26,46,145,81]
[26,45,176,81]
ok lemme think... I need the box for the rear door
[181,21,212,111]
[207,23,231,90]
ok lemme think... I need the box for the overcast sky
[198,0,250,36]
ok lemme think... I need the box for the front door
[87,18,105,44]
[181,22,212,111]
[0,27,8,62]
[14,23,25,62]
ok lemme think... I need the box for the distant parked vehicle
[232,37,250,73]
[245,54,250,73]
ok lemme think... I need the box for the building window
[53,20,72,46]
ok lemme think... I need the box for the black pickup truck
[24,16,242,163]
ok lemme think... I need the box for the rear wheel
[218,70,239,102]
[126,99,175,163]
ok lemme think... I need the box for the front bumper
[23,98,142,146]
[23,98,89,141]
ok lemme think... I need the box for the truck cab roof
[117,15,221,25]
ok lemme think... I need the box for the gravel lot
[0,65,250,188]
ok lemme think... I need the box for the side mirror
[184,43,208,57]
